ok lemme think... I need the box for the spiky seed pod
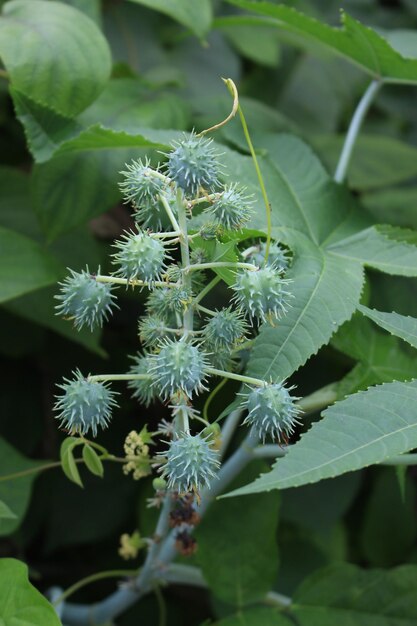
[151,340,208,399]
[119,157,165,207]
[232,267,292,323]
[128,353,158,406]
[205,184,253,231]
[135,186,178,232]
[244,241,289,273]
[190,248,208,265]
[202,308,248,350]
[54,370,118,436]
[162,433,220,492]
[165,133,222,196]
[242,383,301,442]
[55,268,117,331]
[138,315,173,348]
[199,221,224,241]
[112,231,167,283]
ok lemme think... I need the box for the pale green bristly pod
[162,432,220,493]
[54,370,119,436]
[242,382,301,442]
[55,267,118,331]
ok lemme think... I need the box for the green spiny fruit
[151,340,208,399]
[232,267,292,323]
[242,383,301,442]
[55,268,118,331]
[128,353,159,406]
[54,370,118,436]
[112,230,167,283]
[138,315,174,348]
[205,184,253,230]
[165,133,222,196]
[202,307,248,350]
[162,432,220,492]
[244,241,289,273]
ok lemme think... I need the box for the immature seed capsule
[162,433,220,492]
[138,315,172,348]
[128,353,158,407]
[202,307,248,350]
[244,241,289,273]
[112,231,167,283]
[55,268,117,331]
[205,184,253,230]
[151,340,208,399]
[232,267,292,323]
[54,370,118,436]
[165,133,222,196]
[119,158,165,208]
[242,382,301,442]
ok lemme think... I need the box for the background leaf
[0,437,43,536]
[0,0,111,116]
[358,305,417,349]
[228,1,417,84]
[196,463,280,606]
[0,559,61,625]
[127,0,212,39]
[0,226,61,303]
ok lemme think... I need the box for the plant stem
[219,408,244,458]
[334,79,381,184]
[224,78,272,265]
[0,455,127,483]
[382,454,417,466]
[95,275,178,289]
[193,275,221,304]
[53,570,138,606]
[159,194,181,232]
[205,367,266,387]
[184,261,257,273]
[296,383,338,414]
[87,373,150,383]
[195,304,216,317]
[203,377,228,422]
[253,444,288,460]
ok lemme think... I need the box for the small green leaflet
[358,305,417,350]
[228,1,417,84]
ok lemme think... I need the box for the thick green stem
[193,275,221,304]
[159,194,181,232]
[95,275,178,289]
[334,79,381,184]
[205,367,266,387]
[184,261,257,274]
[296,383,338,414]
[88,374,150,383]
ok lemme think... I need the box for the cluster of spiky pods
[54,132,301,503]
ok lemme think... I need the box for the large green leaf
[0,226,61,303]
[0,437,43,536]
[214,608,291,626]
[360,469,417,567]
[312,135,417,190]
[333,315,417,397]
[127,0,212,39]
[228,1,417,84]
[358,305,417,349]
[196,463,280,606]
[226,379,417,495]
[0,0,111,116]
[327,225,417,277]
[0,558,61,625]
[292,563,417,625]
[14,78,190,163]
